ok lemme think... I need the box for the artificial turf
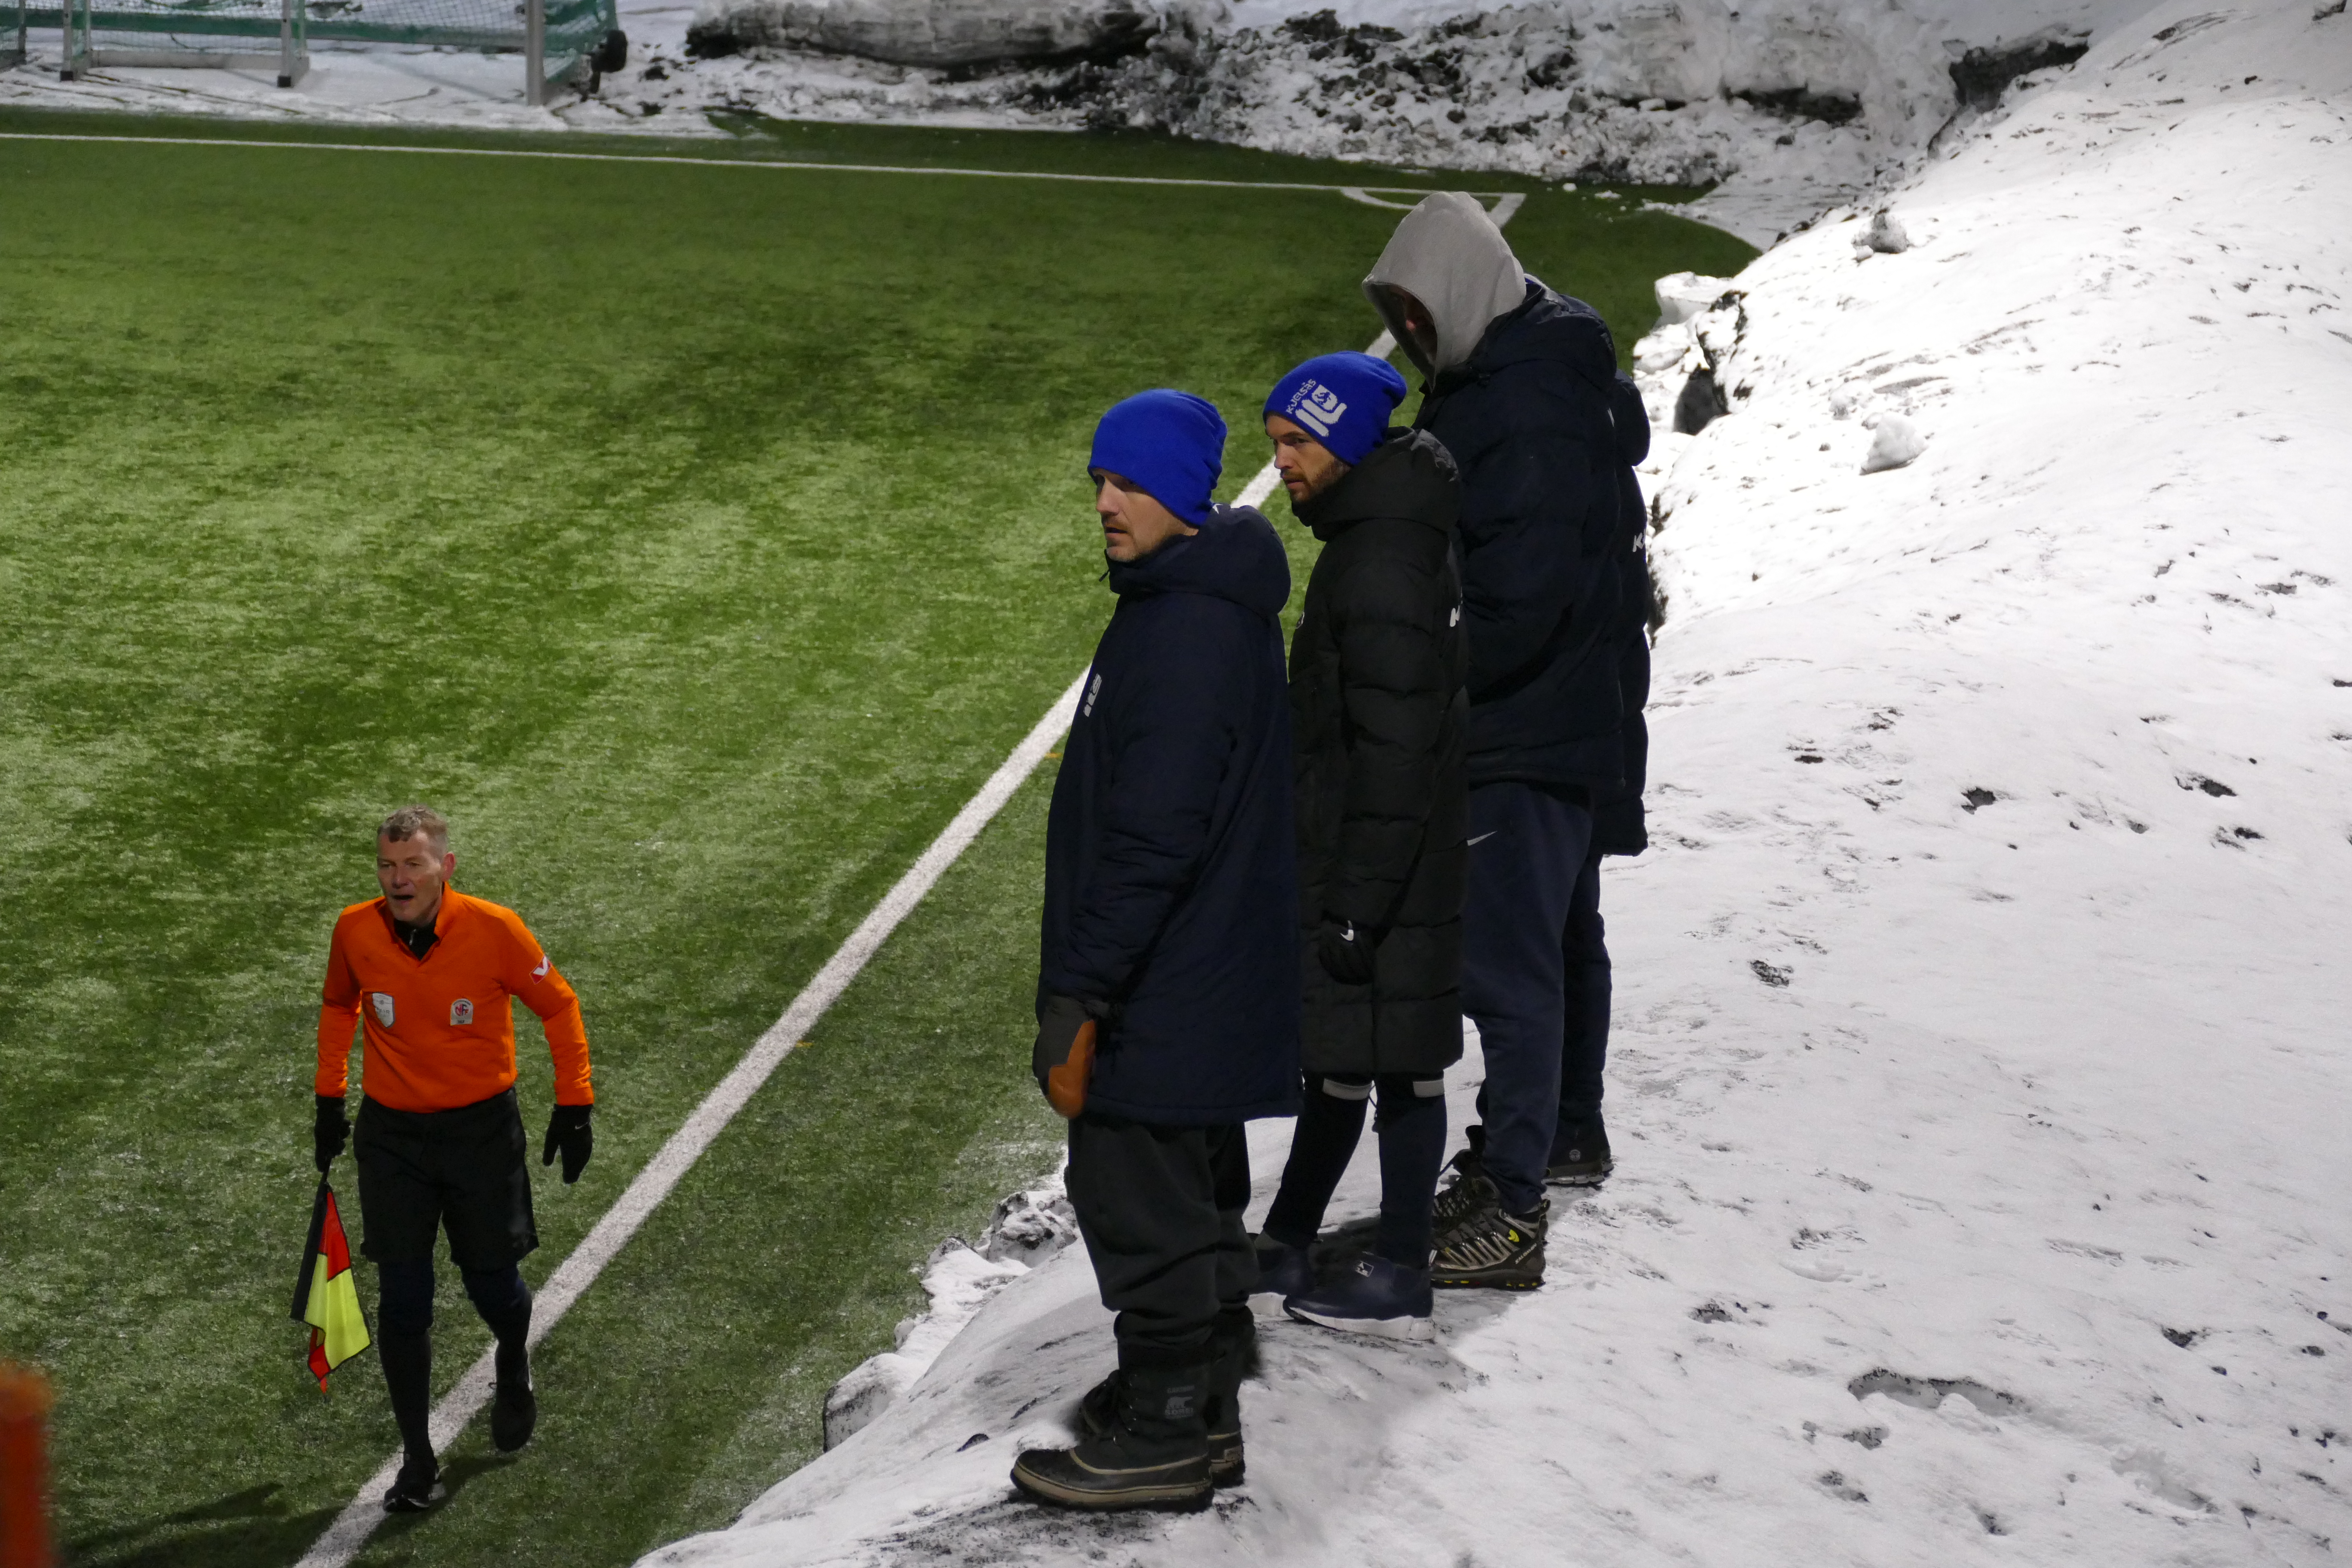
[0,104,1754,1567]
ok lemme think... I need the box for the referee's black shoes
[491,1339,538,1453]
[383,1455,443,1513]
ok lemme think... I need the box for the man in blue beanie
[1247,352,1470,1343]
[1012,390,1299,1512]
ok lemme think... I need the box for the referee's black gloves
[314,1094,350,1173]
[542,1103,593,1185]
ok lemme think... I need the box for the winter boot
[1080,1316,1252,1486]
[1546,1117,1614,1187]
[1430,1195,1549,1291]
[1247,1235,1314,1320]
[377,1332,443,1513]
[1431,1146,1499,1240]
[1203,1308,1254,1485]
[1285,1253,1436,1341]
[1013,1359,1213,1511]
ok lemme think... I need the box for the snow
[641,3,2352,1564]
[0,2,2170,246]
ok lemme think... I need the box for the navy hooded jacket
[1039,505,1302,1126]
[1414,278,1654,853]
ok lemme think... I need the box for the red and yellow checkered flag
[289,1181,370,1390]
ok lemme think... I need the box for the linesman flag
[289,1179,371,1390]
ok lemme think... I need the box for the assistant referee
[312,805,596,1513]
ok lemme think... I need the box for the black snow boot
[1203,1308,1255,1486]
[1080,1314,1255,1486]
[1014,1358,1213,1511]
[378,1332,443,1513]
[1546,1116,1614,1187]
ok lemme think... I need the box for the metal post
[524,0,543,107]
[60,0,84,79]
[276,0,294,86]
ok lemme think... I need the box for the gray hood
[1362,192,1526,377]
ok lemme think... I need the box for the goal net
[40,0,618,97]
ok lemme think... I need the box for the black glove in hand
[314,1094,350,1173]
[1032,993,1098,1102]
[1316,916,1381,986]
[542,1103,593,1184]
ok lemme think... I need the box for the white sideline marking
[293,670,1087,1568]
[293,179,1519,1568]
[0,131,1522,202]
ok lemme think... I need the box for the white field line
[0,131,1522,200]
[293,670,1086,1568]
[293,181,1518,1568]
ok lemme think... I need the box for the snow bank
[645,3,2352,1563]
[627,0,2151,242]
[682,0,1153,67]
[3,0,2162,245]
[818,1182,1079,1449]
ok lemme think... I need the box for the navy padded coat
[1038,505,1302,1125]
[1414,278,1654,854]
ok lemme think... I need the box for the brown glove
[1033,994,1102,1119]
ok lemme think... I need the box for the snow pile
[821,1180,1080,1449]
[681,0,1153,68]
[4,1,2155,245]
[630,0,2142,240]
[644,3,2352,1564]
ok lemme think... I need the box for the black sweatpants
[1064,1113,1255,1367]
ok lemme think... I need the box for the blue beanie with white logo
[1263,352,1409,467]
[1088,390,1227,525]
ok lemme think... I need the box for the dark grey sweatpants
[1064,1113,1256,1367]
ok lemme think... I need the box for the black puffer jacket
[1288,430,1470,1076]
[1414,278,1653,854]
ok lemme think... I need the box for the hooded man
[1012,389,1300,1513]
[1363,192,1653,1291]
[1247,352,1468,1342]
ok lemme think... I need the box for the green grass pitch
[0,106,1754,1568]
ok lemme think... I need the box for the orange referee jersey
[317,886,594,1113]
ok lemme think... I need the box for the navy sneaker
[1284,1253,1436,1342]
[1248,1237,1313,1320]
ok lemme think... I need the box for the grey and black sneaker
[1546,1118,1614,1187]
[1431,1146,1498,1240]
[1430,1195,1548,1291]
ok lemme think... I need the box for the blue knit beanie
[1088,390,1227,526]
[1262,352,1409,466]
